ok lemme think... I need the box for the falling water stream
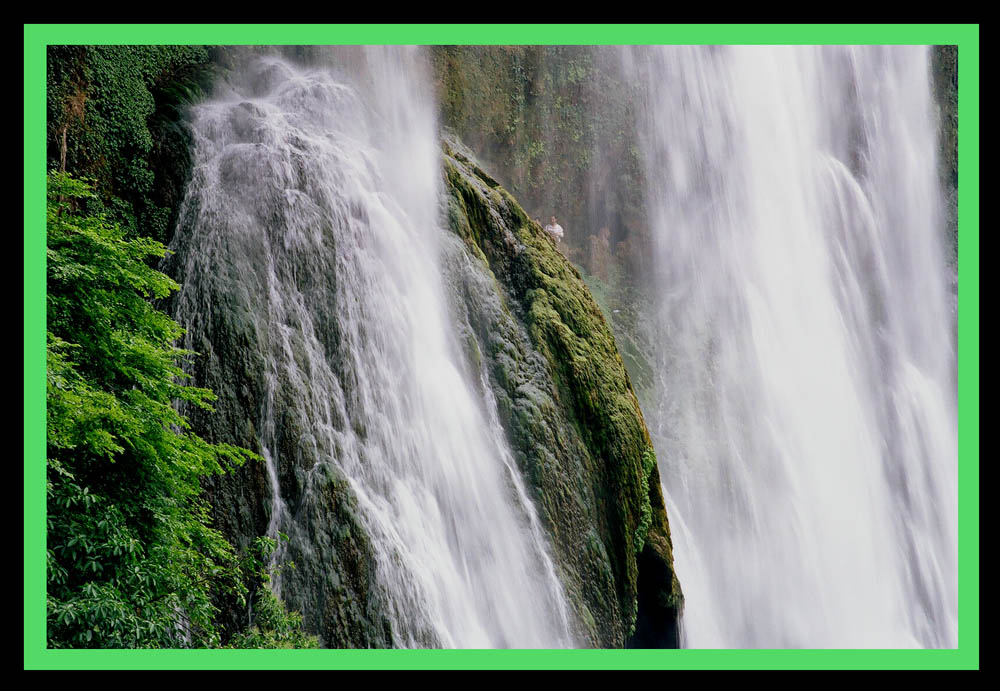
[626,46,958,648]
[164,44,957,650]
[169,48,572,648]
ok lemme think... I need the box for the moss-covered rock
[441,139,683,647]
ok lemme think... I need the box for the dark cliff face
[441,140,682,647]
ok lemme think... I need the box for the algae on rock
[441,139,683,647]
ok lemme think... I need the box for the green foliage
[226,537,319,649]
[225,588,319,649]
[45,171,312,648]
[47,46,213,242]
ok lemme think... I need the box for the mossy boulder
[441,139,683,647]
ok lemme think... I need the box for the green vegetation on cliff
[577,269,658,413]
[442,141,682,646]
[47,46,215,243]
[46,46,318,649]
[45,171,315,648]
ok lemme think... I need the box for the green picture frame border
[23,23,980,670]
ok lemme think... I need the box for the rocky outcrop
[441,139,682,647]
[164,122,682,648]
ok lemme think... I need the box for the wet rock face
[441,139,683,648]
[165,209,392,648]
[168,123,680,648]
[283,464,394,648]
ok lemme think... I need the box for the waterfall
[626,46,958,648]
[168,48,572,648]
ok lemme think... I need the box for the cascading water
[626,46,958,648]
[168,48,572,648]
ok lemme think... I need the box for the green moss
[633,447,656,557]
[442,141,682,643]
[269,464,394,648]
